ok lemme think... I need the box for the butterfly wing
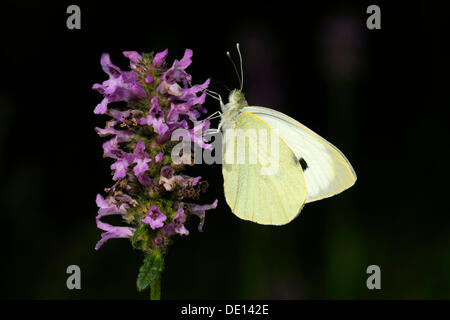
[222,112,306,225]
[243,106,356,203]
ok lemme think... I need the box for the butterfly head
[228,89,248,108]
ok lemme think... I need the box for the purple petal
[162,223,176,237]
[92,83,106,94]
[189,119,212,149]
[145,74,153,83]
[111,158,130,180]
[155,120,187,144]
[100,53,122,77]
[96,194,128,216]
[95,194,109,209]
[133,159,150,176]
[95,127,134,142]
[160,166,174,179]
[94,98,109,114]
[179,78,210,101]
[93,53,147,114]
[191,176,202,186]
[123,51,142,68]
[132,140,151,176]
[190,199,218,231]
[137,173,152,186]
[95,224,134,250]
[153,49,168,67]
[173,208,189,235]
[142,205,167,230]
[144,96,169,135]
[95,193,133,249]
[155,152,163,163]
[109,109,131,122]
[192,199,218,212]
[179,49,193,69]
[134,140,146,154]
[175,224,189,235]
[167,92,207,124]
[102,137,122,159]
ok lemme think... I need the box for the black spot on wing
[299,157,308,171]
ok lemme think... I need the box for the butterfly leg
[207,110,222,120]
[203,128,220,137]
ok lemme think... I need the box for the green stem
[150,273,161,300]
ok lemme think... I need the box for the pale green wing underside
[243,106,357,203]
[222,112,306,225]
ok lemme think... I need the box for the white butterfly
[206,44,356,225]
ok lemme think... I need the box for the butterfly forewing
[222,112,306,225]
[242,106,357,203]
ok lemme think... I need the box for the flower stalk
[92,48,217,299]
[151,273,161,300]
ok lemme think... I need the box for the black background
[1,1,449,299]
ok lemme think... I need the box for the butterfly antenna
[216,80,232,93]
[226,50,242,89]
[236,43,244,91]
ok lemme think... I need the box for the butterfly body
[218,89,356,225]
[219,89,248,130]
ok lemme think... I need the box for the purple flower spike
[94,48,217,271]
[143,205,167,230]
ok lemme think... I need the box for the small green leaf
[136,252,163,292]
[132,224,146,246]
[132,224,150,251]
